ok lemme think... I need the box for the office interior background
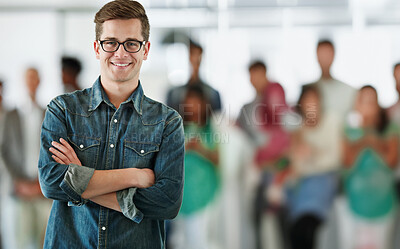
[1,0,400,249]
[1,0,400,116]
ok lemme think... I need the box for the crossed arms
[49,138,155,212]
[38,98,185,222]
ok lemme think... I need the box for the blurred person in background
[341,85,398,249]
[61,56,82,93]
[307,40,356,121]
[236,60,275,249]
[387,63,400,196]
[386,63,400,249]
[166,41,221,115]
[242,61,290,249]
[237,61,271,147]
[0,80,5,249]
[1,68,51,249]
[285,85,342,249]
[169,85,220,249]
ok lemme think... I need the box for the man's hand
[49,137,155,191]
[49,138,82,166]
[135,168,155,188]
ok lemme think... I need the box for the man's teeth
[113,63,129,66]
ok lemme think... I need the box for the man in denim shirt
[38,1,185,248]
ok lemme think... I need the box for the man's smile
[111,62,132,68]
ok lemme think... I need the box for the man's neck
[69,79,80,90]
[101,79,139,109]
[320,71,332,80]
[189,71,200,84]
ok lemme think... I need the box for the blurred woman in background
[285,85,342,249]
[253,82,291,249]
[341,85,398,249]
[169,85,220,249]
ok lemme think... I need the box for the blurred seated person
[169,85,220,249]
[341,85,398,249]
[284,85,342,249]
[166,41,221,116]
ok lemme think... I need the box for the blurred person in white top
[1,68,51,249]
[307,40,356,122]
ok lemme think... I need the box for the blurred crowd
[0,39,399,249]
[164,40,400,249]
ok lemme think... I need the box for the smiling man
[38,1,185,248]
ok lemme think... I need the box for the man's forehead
[101,19,143,40]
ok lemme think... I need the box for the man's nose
[114,43,128,57]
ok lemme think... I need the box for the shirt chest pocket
[123,141,159,169]
[68,135,101,169]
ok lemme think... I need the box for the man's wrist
[130,168,141,188]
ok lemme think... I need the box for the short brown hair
[94,0,150,41]
[248,60,267,72]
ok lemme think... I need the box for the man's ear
[94,41,100,59]
[143,41,151,61]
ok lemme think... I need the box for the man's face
[317,44,334,72]
[189,47,202,72]
[25,69,40,96]
[249,68,267,94]
[94,19,150,86]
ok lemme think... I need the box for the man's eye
[127,42,139,47]
[105,41,117,46]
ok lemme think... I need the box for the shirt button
[79,144,84,149]
[140,149,145,154]
[102,226,106,231]
[110,144,115,148]
[113,119,118,123]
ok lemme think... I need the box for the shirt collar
[89,76,144,115]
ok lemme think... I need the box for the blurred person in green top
[169,85,220,249]
[340,85,399,249]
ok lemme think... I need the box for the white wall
[1,7,400,117]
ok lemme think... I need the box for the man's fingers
[59,138,76,154]
[49,147,70,165]
[59,138,80,161]
[52,155,67,165]
[52,140,77,161]
[51,141,70,155]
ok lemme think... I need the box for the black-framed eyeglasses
[98,40,146,53]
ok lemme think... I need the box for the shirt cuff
[117,188,144,224]
[59,164,95,206]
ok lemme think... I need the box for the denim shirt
[38,77,185,249]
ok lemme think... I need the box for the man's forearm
[81,168,142,199]
[90,192,121,212]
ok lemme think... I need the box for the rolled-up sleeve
[39,98,94,206]
[116,188,144,223]
[117,114,185,222]
[60,164,95,206]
